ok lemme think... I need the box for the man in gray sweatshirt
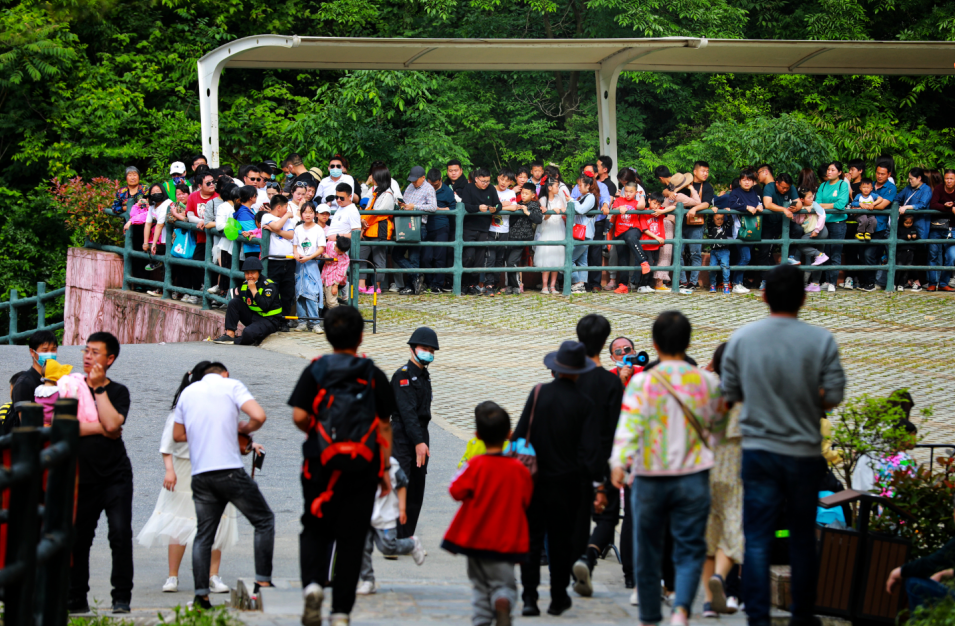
[722,264,845,626]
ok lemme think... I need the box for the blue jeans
[709,248,730,285]
[906,576,955,612]
[393,245,420,284]
[732,245,751,285]
[572,241,589,283]
[632,471,710,624]
[824,221,848,285]
[927,229,954,285]
[296,295,321,327]
[742,450,826,626]
[680,225,704,286]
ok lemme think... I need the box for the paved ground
[264,289,955,445]
[4,288,949,624]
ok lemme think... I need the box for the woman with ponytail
[137,362,253,594]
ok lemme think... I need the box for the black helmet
[407,326,439,350]
[242,257,264,272]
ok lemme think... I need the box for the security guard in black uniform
[213,257,283,346]
[390,327,439,539]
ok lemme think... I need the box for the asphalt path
[0,342,464,611]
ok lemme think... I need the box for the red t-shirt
[186,190,218,243]
[611,196,642,237]
[636,213,663,251]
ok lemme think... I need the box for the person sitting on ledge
[886,503,955,612]
[214,257,283,346]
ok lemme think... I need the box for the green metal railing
[0,283,66,344]
[86,221,271,310]
[345,201,955,299]
[85,203,955,315]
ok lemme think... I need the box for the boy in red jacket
[442,402,533,626]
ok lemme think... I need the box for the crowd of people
[107,153,955,324]
[9,256,954,626]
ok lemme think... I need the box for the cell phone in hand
[253,450,265,470]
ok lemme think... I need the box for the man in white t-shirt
[486,169,519,294]
[173,363,274,609]
[261,195,296,329]
[326,185,362,238]
[318,156,358,209]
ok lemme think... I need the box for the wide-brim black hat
[543,340,596,375]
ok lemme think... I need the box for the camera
[623,351,649,368]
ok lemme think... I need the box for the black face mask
[150,193,166,204]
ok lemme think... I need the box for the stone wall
[64,247,227,345]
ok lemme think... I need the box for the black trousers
[462,229,490,290]
[224,296,280,345]
[218,250,233,293]
[69,477,134,604]
[572,480,595,564]
[521,475,581,605]
[188,243,207,292]
[268,259,296,317]
[300,461,379,615]
[130,224,148,288]
[394,426,429,539]
[754,220,782,280]
[486,232,520,289]
[421,227,450,289]
[588,220,608,288]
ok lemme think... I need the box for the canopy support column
[595,41,705,168]
[197,35,301,168]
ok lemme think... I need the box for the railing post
[671,203,685,293]
[5,422,43,626]
[163,223,174,299]
[781,204,792,263]
[348,230,361,307]
[9,288,17,345]
[453,203,464,296]
[231,239,242,296]
[36,282,47,330]
[122,225,132,291]
[885,202,900,292]
[36,399,79,626]
[562,202,576,296]
[260,232,271,278]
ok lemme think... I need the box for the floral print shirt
[610,361,727,477]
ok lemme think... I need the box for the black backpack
[304,353,382,473]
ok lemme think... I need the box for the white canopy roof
[206,35,955,75]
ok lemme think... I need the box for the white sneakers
[411,536,427,566]
[827,283,836,292]
[209,575,230,593]
[207,285,222,295]
[356,580,376,595]
[329,614,350,626]
[162,576,178,592]
[732,284,750,294]
[302,583,324,626]
[636,286,654,293]
[844,277,854,290]
[630,588,639,606]
[571,282,587,293]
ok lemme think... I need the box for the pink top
[321,247,350,286]
[129,203,149,225]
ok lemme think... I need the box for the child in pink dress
[321,237,350,309]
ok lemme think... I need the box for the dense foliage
[2,0,955,326]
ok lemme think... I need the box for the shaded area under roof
[210,36,955,76]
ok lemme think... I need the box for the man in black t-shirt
[289,307,397,626]
[69,331,133,615]
[9,329,59,432]
[682,161,717,289]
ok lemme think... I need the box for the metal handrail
[0,283,66,344]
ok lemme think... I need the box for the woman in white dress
[137,362,255,594]
[534,177,568,294]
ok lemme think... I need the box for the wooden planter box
[771,565,792,610]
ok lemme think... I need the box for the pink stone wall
[64,247,228,345]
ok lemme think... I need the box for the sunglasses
[265,181,280,189]
[612,346,634,356]
[247,176,262,182]
[336,195,348,201]
[292,182,308,189]
[329,163,343,169]
[202,180,215,186]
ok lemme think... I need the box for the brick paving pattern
[263,290,955,449]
